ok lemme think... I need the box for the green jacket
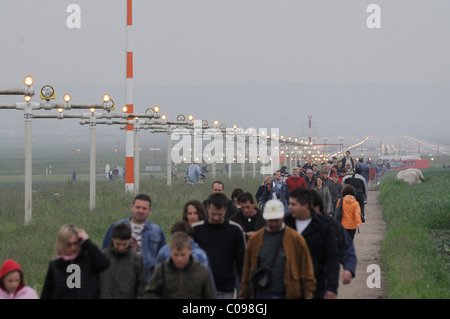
[142,257,216,299]
[100,247,147,299]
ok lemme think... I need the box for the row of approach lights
[24,75,115,112]
[24,76,169,120]
[24,76,288,139]
[24,76,240,130]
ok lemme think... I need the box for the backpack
[334,198,344,222]
[345,174,365,197]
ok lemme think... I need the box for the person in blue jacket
[102,193,166,283]
[260,170,289,216]
[185,161,203,183]
[356,157,370,185]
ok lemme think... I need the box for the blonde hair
[54,223,80,259]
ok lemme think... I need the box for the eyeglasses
[66,240,80,247]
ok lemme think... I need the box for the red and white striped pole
[125,0,134,193]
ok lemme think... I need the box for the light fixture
[201,119,208,127]
[57,107,64,113]
[153,105,160,113]
[213,120,219,126]
[63,94,71,102]
[89,107,96,113]
[103,98,114,111]
[40,85,55,100]
[23,76,34,101]
[177,114,185,122]
[188,115,194,121]
[24,75,34,87]
[161,114,167,121]
[121,105,128,113]
[102,94,110,102]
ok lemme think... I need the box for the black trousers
[355,192,365,220]
[346,228,356,241]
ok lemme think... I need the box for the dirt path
[337,188,387,299]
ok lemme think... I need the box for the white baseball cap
[263,199,285,220]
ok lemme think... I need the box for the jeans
[331,201,338,217]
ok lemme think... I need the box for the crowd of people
[1,151,375,300]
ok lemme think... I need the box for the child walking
[0,259,39,299]
[100,223,147,299]
[142,231,215,299]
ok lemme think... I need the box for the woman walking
[335,185,362,240]
[312,175,332,215]
[41,224,110,299]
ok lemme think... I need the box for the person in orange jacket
[335,185,362,240]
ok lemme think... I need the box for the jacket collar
[296,208,321,236]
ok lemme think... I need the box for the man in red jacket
[285,167,307,192]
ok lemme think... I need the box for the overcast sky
[1,0,450,150]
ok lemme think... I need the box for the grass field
[0,172,262,295]
[378,168,450,299]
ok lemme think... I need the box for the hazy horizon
[1,1,449,152]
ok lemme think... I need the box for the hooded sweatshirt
[0,259,39,299]
[338,195,362,230]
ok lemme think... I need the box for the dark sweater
[328,182,343,203]
[192,220,246,292]
[230,207,265,235]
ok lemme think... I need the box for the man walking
[185,161,203,183]
[261,170,289,215]
[356,158,370,184]
[239,199,316,299]
[203,180,238,220]
[285,167,307,192]
[285,188,340,299]
[305,168,316,189]
[342,151,354,169]
[230,192,265,242]
[102,193,167,283]
[193,192,246,299]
